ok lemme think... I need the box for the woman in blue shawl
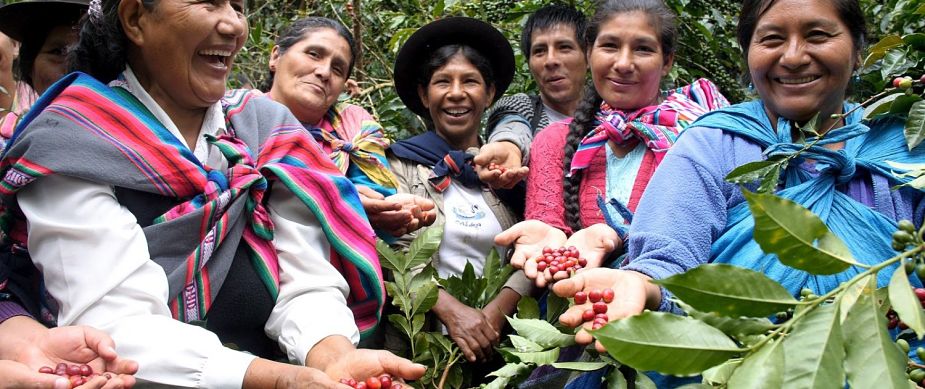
[551,0,925,355]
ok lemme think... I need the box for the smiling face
[418,53,495,150]
[268,27,351,125]
[747,0,858,125]
[589,11,672,112]
[125,0,247,114]
[528,24,587,115]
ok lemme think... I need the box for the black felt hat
[393,17,515,118]
[0,0,89,42]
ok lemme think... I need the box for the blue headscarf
[694,100,925,295]
[389,130,481,191]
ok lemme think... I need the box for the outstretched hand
[323,348,426,389]
[552,268,656,353]
[473,142,529,189]
[495,220,567,288]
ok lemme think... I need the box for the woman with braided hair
[498,0,728,288]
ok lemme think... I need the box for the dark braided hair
[560,0,677,232]
[68,0,158,84]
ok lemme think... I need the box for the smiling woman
[385,17,534,367]
[0,0,426,387]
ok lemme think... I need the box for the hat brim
[0,0,89,42]
[393,17,515,118]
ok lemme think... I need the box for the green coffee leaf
[655,264,799,317]
[745,190,862,275]
[727,339,784,389]
[510,347,560,365]
[635,372,657,389]
[881,50,915,79]
[487,362,531,379]
[782,304,845,389]
[844,279,909,389]
[407,226,442,269]
[838,275,872,323]
[376,240,401,272]
[888,265,925,339]
[607,367,627,389]
[864,92,903,120]
[388,314,412,337]
[546,292,570,324]
[411,281,438,315]
[903,33,925,50]
[724,160,782,185]
[508,334,544,353]
[906,100,925,151]
[385,282,409,311]
[550,361,610,371]
[411,313,425,334]
[517,296,541,320]
[869,34,904,54]
[507,315,576,348]
[593,311,743,376]
[678,301,775,338]
[757,163,783,193]
[891,94,923,115]
[702,359,742,386]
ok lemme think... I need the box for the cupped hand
[386,193,437,233]
[356,185,411,234]
[552,268,652,353]
[534,224,623,286]
[473,142,529,189]
[0,359,135,389]
[13,324,137,387]
[323,349,426,389]
[495,220,567,271]
[432,292,498,362]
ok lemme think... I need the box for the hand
[495,220,567,288]
[473,142,529,189]
[356,185,411,234]
[552,268,657,353]
[537,224,623,286]
[385,193,437,234]
[432,291,498,362]
[322,349,425,389]
[247,361,346,389]
[0,360,132,389]
[6,319,137,386]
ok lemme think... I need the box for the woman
[265,17,435,239]
[0,0,87,147]
[555,0,925,355]
[387,17,533,364]
[498,0,728,288]
[0,0,423,387]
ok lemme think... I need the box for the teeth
[778,76,817,85]
[199,49,232,57]
[446,109,469,115]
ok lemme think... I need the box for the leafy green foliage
[654,264,799,317]
[439,248,512,309]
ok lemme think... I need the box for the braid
[562,82,602,233]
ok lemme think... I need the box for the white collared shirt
[18,67,359,388]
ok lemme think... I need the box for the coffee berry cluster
[486,162,507,174]
[575,288,615,330]
[339,374,400,389]
[894,339,925,386]
[892,75,925,90]
[536,246,587,279]
[38,363,111,387]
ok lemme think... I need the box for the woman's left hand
[323,349,426,389]
[539,224,622,286]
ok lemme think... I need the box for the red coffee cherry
[582,309,595,322]
[894,77,904,88]
[602,288,615,303]
[38,366,54,374]
[378,374,393,388]
[574,291,587,305]
[593,301,608,314]
[589,290,602,303]
[366,376,382,389]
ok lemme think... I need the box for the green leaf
[385,282,409,311]
[409,266,436,291]
[917,4,925,14]
[407,226,443,269]
[906,101,925,151]
[891,94,923,115]
[839,275,872,323]
[869,34,904,54]
[593,311,743,376]
[782,304,845,389]
[411,313,425,334]
[376,240,401,272]
[757,164,783,193]
[903,33,925,50]
[388,314,412,337]
[635,372,657,389]
[727,339,785,389]
[864,92,903,120]
[550,361,610,371]
[702,359,742,386]
[654,264,799,317]
[508,334,544,353]
[507,316,576,348]
[510,347,560,365]
[889,265,925,339]
[678,301,775,338]
[744,190,861,275]
[517,296,541,320]
[724,160,782,185]
[881,49,915,79]
[411,281,438,315]
[607,367,627,389]
[546,292,570,324]
[843,279,909,389]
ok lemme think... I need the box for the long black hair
[561,0,677,232]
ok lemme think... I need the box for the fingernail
[54,378,69,389]
[414,363,426,369]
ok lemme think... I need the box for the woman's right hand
[431,291,498,363]
[0,360,132,389]
[495,220,567,286]
[245,358,349,389]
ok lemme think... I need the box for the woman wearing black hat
[388,17,533,364]
[0,0,88,147]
